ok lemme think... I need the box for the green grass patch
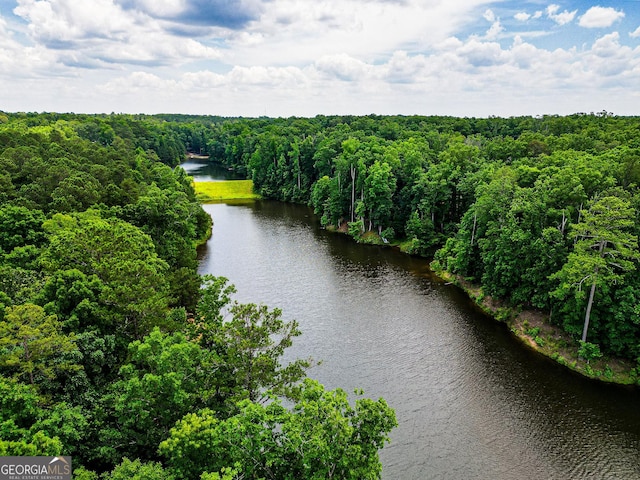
[194,180,260,202]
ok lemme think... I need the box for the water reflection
[181,158,243,181]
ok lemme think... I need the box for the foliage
[40,211,172,343]
[0,205,46,252]
[0,303,78,385]
[102,458,174,480]
[550,195,639,342]
[160,379,397,480]
[190,276,312,408]
[102,328,211,462]
[578,341,603,363]
[5,110,640,476]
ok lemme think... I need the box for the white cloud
[181,71,226,89]
[12,0,220,67]
[579,6,625,28]
[314,53,374,81]
[2,0,640,116]
[227,65,308,87]
[546,4,577,26]
[123,0,185,18]
[482,8,503,40]
[485,20,504,40]
[515,10,544,22]
[592,32,623,57]
[223,0,498,66]
[483,9,496,23]
[6,26,640,117]
[14,0,132,44]
[588,33,640,77]
[0,10,61,75]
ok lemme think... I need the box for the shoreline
[431,268,639,388]
[323,219,639,387]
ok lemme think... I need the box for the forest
[1,110,640,476]
[0,112,397,479]
[183,111,640,371]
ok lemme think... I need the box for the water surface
[190,161,640,479]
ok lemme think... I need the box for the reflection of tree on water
[181,159,244,182]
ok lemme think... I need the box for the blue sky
[1,0,639,117]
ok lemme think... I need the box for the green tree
[0,430,63,456]
[221,302,310,403]
[50,172,102,213]
[104,328,210,461]
[311,175,342,228]
[0,303,78,385]
[551,195,640,342]
[102,458,174,480]
[0,205,46,253]
[160,379,397,480]
[190,277,311,407]
[41,211,171,342]
[363,160,396,233]
[0,375,41,440]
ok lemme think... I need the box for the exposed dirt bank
[438,271,639,387]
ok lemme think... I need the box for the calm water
[185,162,640,480]
[182,157,243,181]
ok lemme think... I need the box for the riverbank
[323,220,639,387]
[432,269,640,387]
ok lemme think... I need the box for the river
[185,160,640,480]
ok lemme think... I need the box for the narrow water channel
[186,161,640,480]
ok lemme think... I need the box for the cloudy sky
[1,0,639,117]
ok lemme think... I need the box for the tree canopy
[3,110,640,477]
[0,110,399,478]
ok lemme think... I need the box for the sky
[0,0,639,117]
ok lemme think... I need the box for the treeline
[0,113,397,479]
[198,112,640,366]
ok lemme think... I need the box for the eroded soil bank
[436,270,640,387]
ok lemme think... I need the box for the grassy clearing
[193,180,260,203]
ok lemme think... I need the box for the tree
[0,205,46,253]
[220,302,311,403]
[363,160,396,233]
[104,328,210,461]
[159,379,397,480]
[551,195,640,342]
[122,180,211,309]
[339,137,360,222]
[0,430,63,456]
[190,277,311,407]
[51,172,102,213]
[41,211,171,342]
[311,175,343,228]
[0,303,78,385]
[102,458,174,480]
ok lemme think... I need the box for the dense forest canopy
[1,110,640,477]
[179,111,640,364]
[0,112,398,479]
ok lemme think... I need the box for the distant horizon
[1,109,630,119]
[1,1,639,118]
